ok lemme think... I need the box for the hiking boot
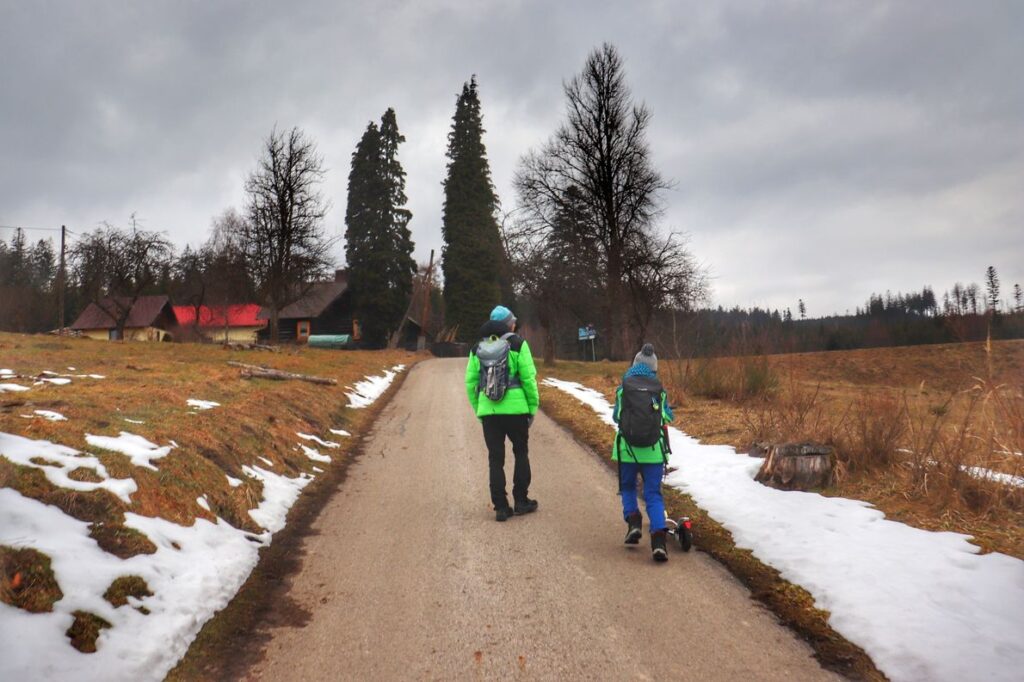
[513,498,538,515]
[624,512,643,544]
[495,506,514,522]
[651,530,668,562]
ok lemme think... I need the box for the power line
[0,225,79,236]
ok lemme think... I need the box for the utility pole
[418,249,435,350]
[58,225,66,334]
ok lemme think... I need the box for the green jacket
[465,327,539,417]
[611,376,673,464]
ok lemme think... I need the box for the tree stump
[754,442,835,491]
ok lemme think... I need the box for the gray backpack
[476,332,521,401]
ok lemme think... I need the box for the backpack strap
[500,332,522,388]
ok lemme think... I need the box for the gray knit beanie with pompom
[632,343,657,372]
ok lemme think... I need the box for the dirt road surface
[243,358,836,680]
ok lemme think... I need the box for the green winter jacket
[465,323,539,418]
[611,367,673,464]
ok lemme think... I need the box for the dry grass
[103,575,153,609]
[0,332,418,585]
[544,339,1024,559]
[0,545,64,613]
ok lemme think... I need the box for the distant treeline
[645,274,1024,359]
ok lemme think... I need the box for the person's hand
[527,414,535,428]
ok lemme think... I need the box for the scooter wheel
[678,521,693,552]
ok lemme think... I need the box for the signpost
[578,324,597,361]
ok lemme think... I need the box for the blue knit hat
[489,305,516,329]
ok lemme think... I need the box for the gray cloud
[1,0,1021,316]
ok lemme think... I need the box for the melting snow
[196,496,211,512]
[345,365,404,408]
[256,456,274,467]
[186,399,220,410]
[543,377,1024,682]
[963,466,1024,488]
[329,428,351,437]
[299,444,331,463]
[85,432,174,471]
[33,410,67,422]
[297,432,340,449]
[123,418,145,425]
[225,475,242,488]
[37,377,72,386]
[0,383,30,393]
[0,432,136,504]
[241,465,313,533]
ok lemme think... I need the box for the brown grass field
[540,339,1024,560]
[0,332,416,647]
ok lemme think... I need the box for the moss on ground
[66,610,112,653]
[103,575,153,608]
[0,545,64,613]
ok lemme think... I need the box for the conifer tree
[985,265,1000,313]
[441,77,504,341]
[344,109,416,347]
[1014,283,1023,313]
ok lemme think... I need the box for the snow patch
[299,444,331,463]
[0,383,30,393]
[963,466,1024,488]
[241,465,313,533]
[38,376,72,386]
[196,496,210,512]
[256,456,274,467]
[33,410,67,422]
[186,398,219,410]
[225,475,242,488]
[85,432,174,471]
[297,432,340,449]
[0,432,136,504]
[345,365,404,408]
[544,377,1024,682]
[329,428,351,437]
[123,418,145,425]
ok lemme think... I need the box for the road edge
[165,360,419,681]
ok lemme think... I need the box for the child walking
[612,344,674,562]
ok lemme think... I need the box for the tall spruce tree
[441,77,504,341]
[344,109,416,347]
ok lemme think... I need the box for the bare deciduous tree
[235,127,334,341]
[514,43,701,358]
[71,216,174,339]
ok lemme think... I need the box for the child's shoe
[623,512,642,544]
[651,530,668,562]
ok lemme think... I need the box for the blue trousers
[619,461,667,531]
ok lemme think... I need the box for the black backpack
[476,332,521,401]
[618,374,665,449]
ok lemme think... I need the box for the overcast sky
[2,1,1021,316]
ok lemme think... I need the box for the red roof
[173,304,267,329]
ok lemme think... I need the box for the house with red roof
[172,304,267,343]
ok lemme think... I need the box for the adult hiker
[465,305,540,522]
[612,343,675,562]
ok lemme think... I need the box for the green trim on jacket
[611,386,671,464]
[465,339,539,417]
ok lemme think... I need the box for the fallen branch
[222,342,280,352]
[227,361,336,386]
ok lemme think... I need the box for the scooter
[661,424,693,552]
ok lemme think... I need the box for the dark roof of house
[173,304,267,328]
[258,281,348,320]
[70,295,173,330]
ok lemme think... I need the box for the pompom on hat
[489,305,517,329]
[632,343,657,372]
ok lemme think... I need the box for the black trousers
[481,414,531,510]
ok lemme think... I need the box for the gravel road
[244,358,836,681]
